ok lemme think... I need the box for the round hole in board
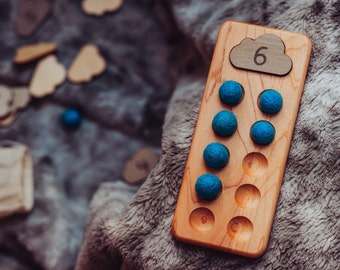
[235,184,261,209]
[242,152,268,177]
[189,208,215,232]
[227,216,253,241]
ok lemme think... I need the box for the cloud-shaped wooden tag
[230,34,292,76]
[14,42,57,64]
[82,0,123,16]
[29,55,66,98]
[68,44,106,83]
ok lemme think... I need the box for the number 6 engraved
[254,46,268,65]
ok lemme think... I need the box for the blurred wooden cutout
[16,0,52,37]
[14,42,57,64]
[0,112,19,127]
[29,55,66,98]
[82,0,123,16]
[123,147,159,184]
[68,44,106,83]
[0,86,30,126]
[11,87,31,111]
[0,85,14,118]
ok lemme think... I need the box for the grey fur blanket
[0,0,339,269]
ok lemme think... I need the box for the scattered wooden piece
[0,141,34,218]
[229,34,293,76]
[0,85,14,119]
[0,86,30,127]
[82,0,123,16]
[16,0,52,37]
[123,147,159,184]
[11,87,31,113]
[68,44,106,83]
[29,55,66,98]
[0,112,18,127]
[14,42,57,64]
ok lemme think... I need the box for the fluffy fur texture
[0,0,338,269]
[77,0,340,269]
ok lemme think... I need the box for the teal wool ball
[212,110,238,137]
[203,142,230,169]
[61,109,82,129]
[250,120,275,145]
[219,80,244,106]
[258,89,283,114]
[195,174,222,200]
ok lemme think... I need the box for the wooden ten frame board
[172,21,312,258]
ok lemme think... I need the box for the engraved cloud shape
[229,34,292,76]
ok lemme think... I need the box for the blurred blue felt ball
[195,174,222,201]
[219,80,244,106]
[203,142,230,169]
[258,89,283,114]
[61,109,82,129]
[212,110,238,137]
[250,120,275,145]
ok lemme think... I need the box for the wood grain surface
[172,21,312,258]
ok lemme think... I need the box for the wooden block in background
[0,141,34,218]
[172,21,312,258]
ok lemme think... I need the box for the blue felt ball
[250,120,275,145]
[212,110,238,137]
[61,109,82,128]
[219,80,244,106]
[195,174,222,201]
[258,89,283,114]
[203,142,230,169]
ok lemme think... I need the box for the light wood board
[172,21,312,258]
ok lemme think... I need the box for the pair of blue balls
[219,80,283,114]
[197,143,227,199]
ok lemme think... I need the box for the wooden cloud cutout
[68,44,106,83]
[82,0,123,16]
[229,34,293,76]
[14,42,57,64]
[29,55,66,98]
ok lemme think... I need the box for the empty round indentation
[189,208,215,232]
[235,184,261,209]
[227,216,253,241]
[242,152,268,177]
